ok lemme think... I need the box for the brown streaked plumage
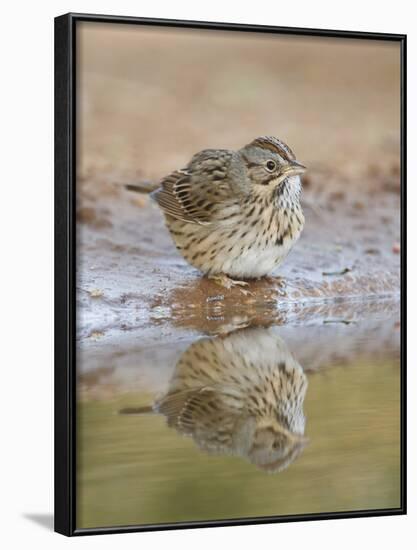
[119,327,309,473]
[128,136,306,289]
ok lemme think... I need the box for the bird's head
[239,136,306,195]
[247,420,309,473]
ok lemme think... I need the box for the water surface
[77,314,401,529]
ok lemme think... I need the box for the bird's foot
[262,275,286,288]
[214,316,251,336]
[208,274,253,296]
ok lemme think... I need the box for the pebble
[392,242,401,254]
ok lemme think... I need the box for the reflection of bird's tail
[118,405,155,415]
[125,182,160,194]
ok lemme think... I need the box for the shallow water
[76,313,401,530]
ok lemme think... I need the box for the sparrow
[127,136,306,290]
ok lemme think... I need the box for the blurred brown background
[77,23,400,183]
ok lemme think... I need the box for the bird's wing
[151,149,249,224]
[157,386,241,451]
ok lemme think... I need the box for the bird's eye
[266,160,276,172]
[273,440,283,450]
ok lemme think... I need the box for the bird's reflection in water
[120,327,309,473]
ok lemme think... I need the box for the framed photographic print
[55,13,406,536]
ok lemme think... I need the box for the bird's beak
[282,160,307,177]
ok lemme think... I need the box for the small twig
[322,267,352,276]
[323,319,356,325]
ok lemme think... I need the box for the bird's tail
[125,181,160,194]
[118,405,155,416]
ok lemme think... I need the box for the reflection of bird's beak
[282,160,307,177]
[255,433,310,473]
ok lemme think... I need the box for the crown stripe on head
[249,136,296,161]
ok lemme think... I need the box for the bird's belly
[168,216,302,279]
[219,238,295,278]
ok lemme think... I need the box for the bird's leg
[208,274,253,295]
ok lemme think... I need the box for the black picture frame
[54,12,407,537]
